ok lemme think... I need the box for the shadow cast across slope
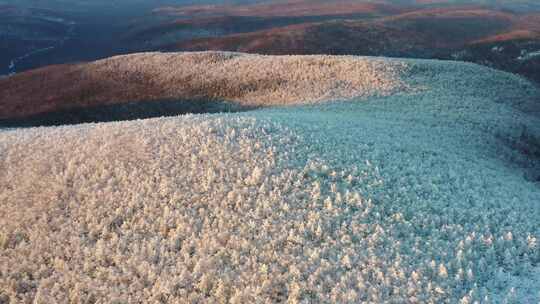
[0,98,253,128]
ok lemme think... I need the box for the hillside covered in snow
[0,52,411,125]
[1,52,540,303]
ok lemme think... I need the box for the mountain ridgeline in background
[148,2,540,84]
[1,0,540,83]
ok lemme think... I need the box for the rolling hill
[2,1,540,303]
[0,51,410,125]
[3,0,540,81]
[152,1,403,18]
[165,7,538,53]
[134,5,540,83]
[123,1,404,51]
[1,52,539,303]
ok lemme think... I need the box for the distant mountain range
[136,2,540,83]
[2,1,540,79]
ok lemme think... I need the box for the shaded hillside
[165,8,515,55]
[170,21,431,56]
[123,1,404,51]
[0,51,410,125]
[375,8,515,47]
[125,16,348,51]
[124,14,391,51]
[153,1,404,18]
[169,7,523,52]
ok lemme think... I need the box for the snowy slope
[0,53,539,303]
[0,52,412,121]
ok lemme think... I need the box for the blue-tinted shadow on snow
[0,99,255,128]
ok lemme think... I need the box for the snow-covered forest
[1,53,539,302]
